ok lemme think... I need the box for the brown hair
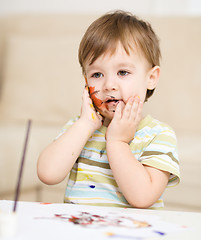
[78,10,161,101]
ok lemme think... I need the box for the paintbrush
[0,120,32,237]
[13,119,32,212]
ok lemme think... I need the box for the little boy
[37,10,180,209]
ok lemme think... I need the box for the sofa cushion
[0,122,61,194]
[0,35,83,124]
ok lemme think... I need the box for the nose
[103,76,118,92]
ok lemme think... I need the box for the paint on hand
[84,76,88,85]
[89,185,95,189]
[91,112,96,121]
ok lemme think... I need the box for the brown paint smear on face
[89,86,106,110]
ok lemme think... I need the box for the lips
[105,98,120,104]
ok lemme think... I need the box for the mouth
[105,98,120,104]
[104,97,123,112]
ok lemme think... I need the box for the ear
[147,66,160,90]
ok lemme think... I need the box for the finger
[81,89,88,114]
[129,96,140,120]
[82,88,95,115]
[134,100,143,123]
[84,87,93,104]
[113,101,122,120]
[83,86,89,98]
[122,97,134,119]
[82,88,87,105]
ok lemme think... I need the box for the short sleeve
[54,116,79,140]
[139,128,180,187]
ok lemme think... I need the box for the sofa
[0,13,201,212]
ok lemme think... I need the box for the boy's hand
[80,87,103,131]
[106,97,143,143]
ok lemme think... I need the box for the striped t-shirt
[57,115,180,209]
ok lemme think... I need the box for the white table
[0,200,201,240]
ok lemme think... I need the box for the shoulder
[138,116,180,184]
[55,116,80,140]
[137,115,177,140]
[132,115,179,161]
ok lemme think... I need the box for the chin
[100,111,115,120]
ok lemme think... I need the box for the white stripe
[74,163,112,174]
[145,144,175,153]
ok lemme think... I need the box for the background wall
[0,0,201,16]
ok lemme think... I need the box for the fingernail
[134,96,140,101]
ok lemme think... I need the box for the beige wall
[0,0,201,16]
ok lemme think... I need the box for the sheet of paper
[0,201,189,240]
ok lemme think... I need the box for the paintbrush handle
[13,120,32,212]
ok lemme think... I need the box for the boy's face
[85,42,158,122]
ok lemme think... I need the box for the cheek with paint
[89,86,106,110]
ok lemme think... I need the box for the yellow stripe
[149,207,164,210]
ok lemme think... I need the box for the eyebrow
[86,65,100,73]
[117,63,136,69]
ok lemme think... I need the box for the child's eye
[92,72,103,78]
[118,70,129,76]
